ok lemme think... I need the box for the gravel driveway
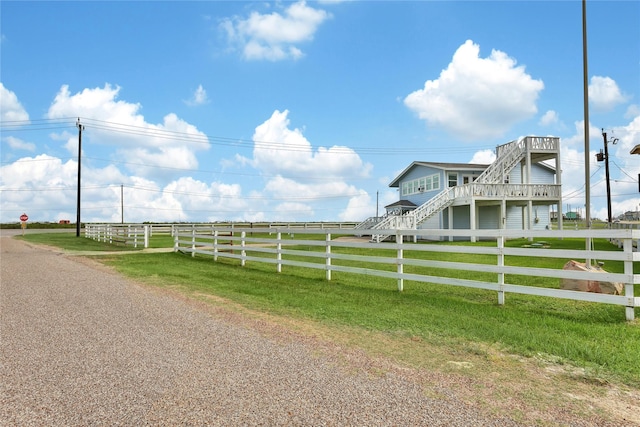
[0,235,531,425]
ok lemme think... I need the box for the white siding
[418,215,441,230]
[532,205,551,230]
[506,205,523,230]
[531,164,555,184]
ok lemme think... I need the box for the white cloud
[231,109,374,221]
[0,83,29,122]
[404,40,544,141]
[161,177,250,222]
[0,154,113,223]
[539,110,559,127]
[339,190,373,222]
[469,149,496,164]
[221,1,330,61]
[251,109,371,180]
[624,104,640,120]
[588,76,629,112]
[274,201,314,220]
[46,84,209,180]
[4,136,35,151]
[185,84,209,106]
[0,153,256,223]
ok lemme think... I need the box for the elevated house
[358,136,563,242]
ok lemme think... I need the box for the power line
[1,117,495,155]
[611,160,638,181]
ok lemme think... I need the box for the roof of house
[384,199,417,209]
[389,161,489,188]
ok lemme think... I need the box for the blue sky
[1,0,639,224]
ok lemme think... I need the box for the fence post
[497,235,505,305]
[624,238,635,321]
[133,226,138,248]
[277,232,282,273]
[241,231,246,267]
[326,233,332,281]
[144,225,149,248]
[397,231,403,292]
[213,230,219,261]
[191,225,196,257]
[173,229,179,252]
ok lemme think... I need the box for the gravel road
[0,235,535,425]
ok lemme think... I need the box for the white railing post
[277,232,282,273]
[173,229,179,252]
[397,231,403,292]
[144,225,149,248]
[624,238,635,321]
[191,225,196,257]
[326,233,332,281]
[213,230,219,261]
[241,231,246,267]
[497,236,505,305]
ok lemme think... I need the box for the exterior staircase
[368,138,529,242]
[475,137,527,184]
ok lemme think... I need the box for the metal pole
[582,0,591,267]
[76,118,84,237]
[582,0,591,229]
[121,184,124,224]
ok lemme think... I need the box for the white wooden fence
[85,224,149,248]
[86,222,359,246]
[173,226,640,321]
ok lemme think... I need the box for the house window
[448,173,457,187]
[402,182,409,196]
[402,173,441,195]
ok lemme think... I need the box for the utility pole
[76,118,84,237]
[581,0,593,267]
[582,0,591,230]
[597,129,617,225]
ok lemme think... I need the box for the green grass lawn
[19,232,640,387]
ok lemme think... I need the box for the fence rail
[172,226,640,321]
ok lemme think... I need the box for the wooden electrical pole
[602,130,612,224]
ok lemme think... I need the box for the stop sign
[20,213,28,222]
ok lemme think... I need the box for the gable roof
[389,161,489,188]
